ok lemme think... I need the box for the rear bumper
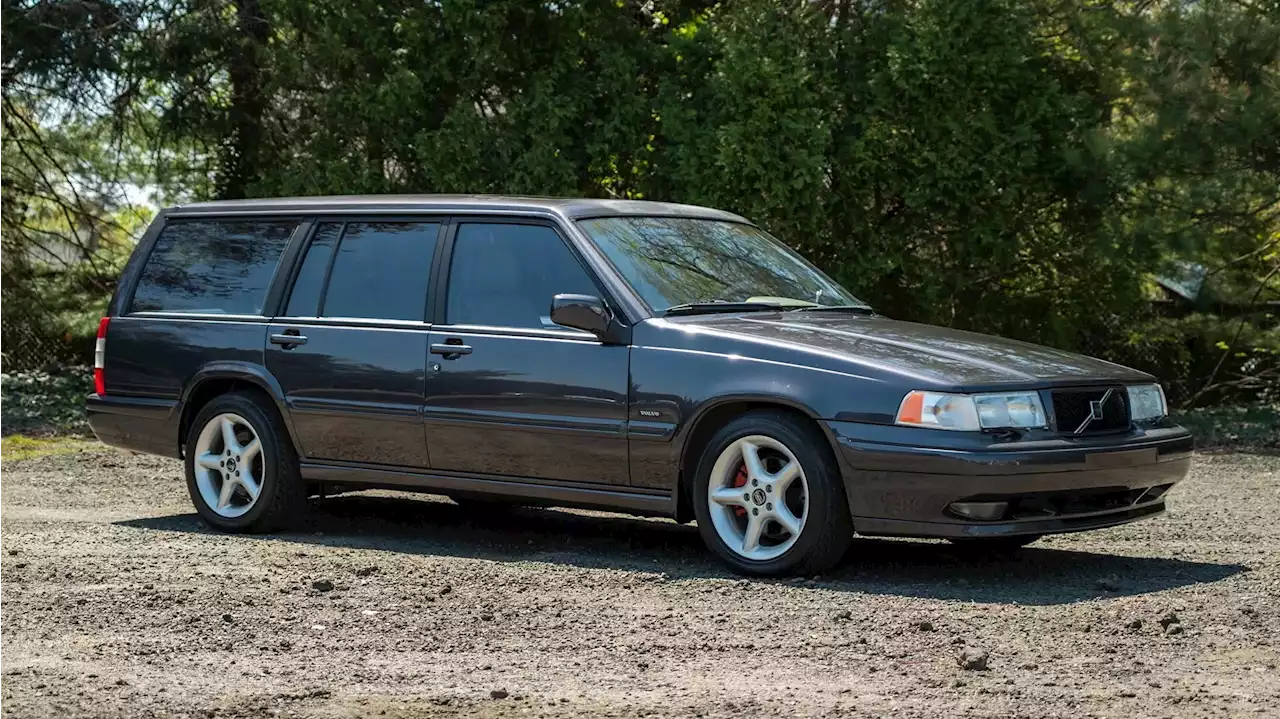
[85,394,181,458]
[823,420,1194,539]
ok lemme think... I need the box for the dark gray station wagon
[87,195,1193,576]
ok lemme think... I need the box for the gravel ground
[2,445,1278,718]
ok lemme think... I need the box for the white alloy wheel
[192,412,265,518]
[706,435,810,561]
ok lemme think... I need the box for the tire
[692,410,853,577]
[184,391,305,533]
[948,534,1041,553]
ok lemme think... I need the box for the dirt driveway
[1,444,1277,718]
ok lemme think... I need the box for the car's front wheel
[185,392,303,532]
[692,411,853,576]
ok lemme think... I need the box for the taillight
[94,317,110,395]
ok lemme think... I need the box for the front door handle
[430,342,472,358]
[270,332,308,347]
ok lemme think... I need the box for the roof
[1153,260,1207,302]
[168,194,751,223]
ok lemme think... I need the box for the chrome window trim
[270,315,432,330]
[125,311,269,322]
[433,322,599,342]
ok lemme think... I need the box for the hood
[670,312,1152,388]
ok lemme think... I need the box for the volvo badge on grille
[1090,400,1105,420]
[1075,389,1114,434]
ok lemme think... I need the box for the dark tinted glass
[576,217,866,312]
[447,223,598,329]
[284,223,341,316]
[131,219,298,314]
[322,222,438,321]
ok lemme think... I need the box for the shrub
[1090,313,1280,408]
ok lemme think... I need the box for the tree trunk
[221,0,270,199]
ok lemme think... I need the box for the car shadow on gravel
[117,493,1247,606]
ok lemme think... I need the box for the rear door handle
[430,343,472,357]
[270,332,308,347]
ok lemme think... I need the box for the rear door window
[446,223,598,329]
[282,221,439,322]
[130,219,299,315]
[283,223,341,317]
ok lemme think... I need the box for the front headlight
[974,392,1048,429]
[1127,384,1167,421]
[896,391,1047,431]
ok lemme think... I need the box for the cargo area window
[130,219,298,315]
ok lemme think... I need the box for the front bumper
[823,421,1194,539]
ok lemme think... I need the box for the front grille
[1051,387,1130,434]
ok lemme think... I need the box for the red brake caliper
[731,463,749,517]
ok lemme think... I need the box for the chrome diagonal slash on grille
[1074,388,1114,434]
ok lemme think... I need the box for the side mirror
[550,294,612,337]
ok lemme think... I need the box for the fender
[668,391,863,523]
[629,320,895,520]
[179,361,303,452]
[674,392,824,450]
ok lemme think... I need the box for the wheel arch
[673,395,841,524]
[178,363,298,456]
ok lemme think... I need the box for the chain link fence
[1,281,97,373]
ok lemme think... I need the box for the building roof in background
[1155,260,1208,302]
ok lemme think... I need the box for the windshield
[576,216,869,313]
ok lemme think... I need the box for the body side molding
[301,462,675,516]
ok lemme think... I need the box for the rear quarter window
[130,219,299,315]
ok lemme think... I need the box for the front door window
[446,223,599,330]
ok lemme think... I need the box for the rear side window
[130,219,298,315]
[446,223,599,329]
[283,223,340,317]
[283,221,439,321]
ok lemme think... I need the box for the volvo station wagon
[87,195,1193,575]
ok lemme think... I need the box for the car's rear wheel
[185,392,303,532]
[692,411,853,576]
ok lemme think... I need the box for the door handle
[430,343,472,358]
[270,332,308,347]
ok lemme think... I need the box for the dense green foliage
[2,0,1277,406]
[1174,402,1280,449]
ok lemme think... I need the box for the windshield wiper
[663,301,783,317]
[789,305,876,315]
